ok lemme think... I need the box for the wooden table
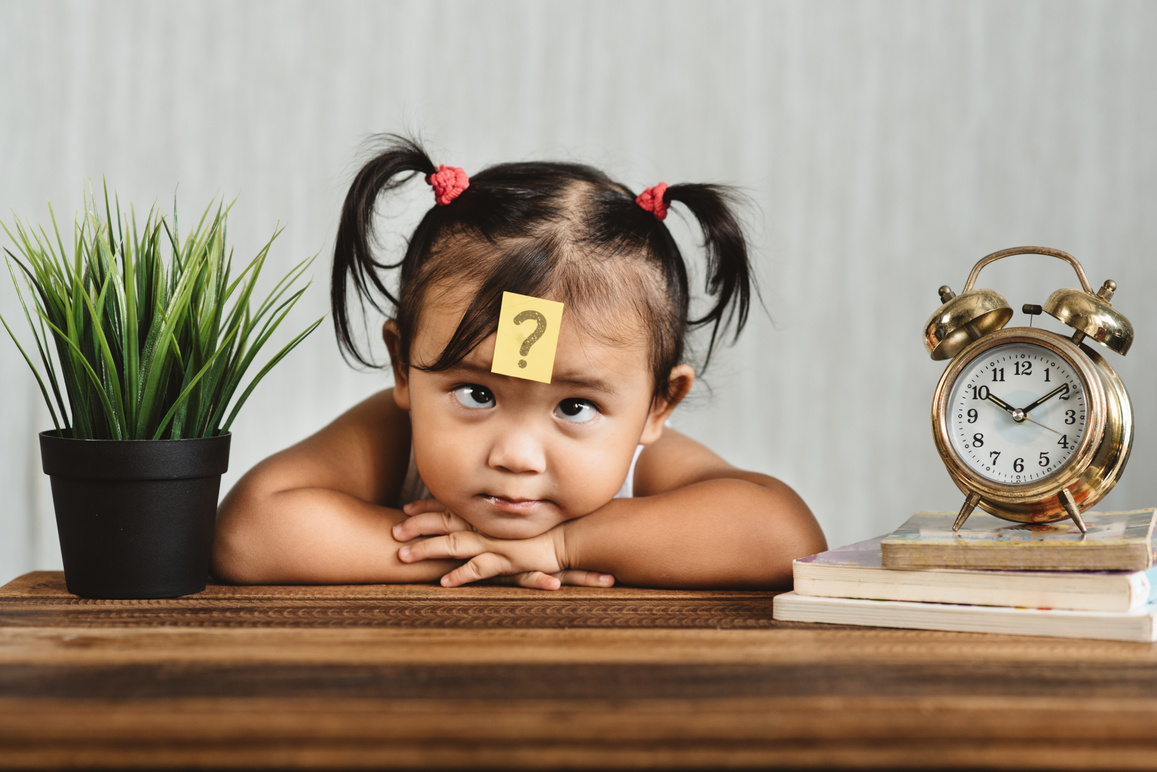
[3,572,1157,770]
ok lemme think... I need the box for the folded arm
[211,390,459,585]
[564,427,825,588]
[398,427,826,589]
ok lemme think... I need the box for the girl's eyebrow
[441,360,494,379]
[550,373,620,396]
[447,358,620,396]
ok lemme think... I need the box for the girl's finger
[514,571,563,591]
[555,570,615,588]
[488,573,556,590]
[490,570,612,589]
[439,553,510,587]
[399,531,484,563]
[392,511,471,542]
[402,498,448,516]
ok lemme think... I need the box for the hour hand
[1022,384,1070,415]
[985,392,1018,416]
[986,392,1031,425]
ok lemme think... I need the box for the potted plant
[2,186,321,599]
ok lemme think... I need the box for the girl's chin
[463,496,562,539]
[471,518,557,540]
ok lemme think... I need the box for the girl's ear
[382,320,411,410]
[639,364,695,445]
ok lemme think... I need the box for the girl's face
[389,287,690,539]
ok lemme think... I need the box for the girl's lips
[480,495,545,514]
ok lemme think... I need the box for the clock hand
[985,392,1019,416]
[985,392,1032,424]
[1021,414,1063,436]
[985,392,1060,434]
[1021,384,1070,415]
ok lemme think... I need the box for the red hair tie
[426,165,469,206]
[636,183,669,221]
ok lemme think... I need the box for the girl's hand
[393,501,614,590]
[394,498,476,539]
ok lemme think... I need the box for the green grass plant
[2,185,322,440]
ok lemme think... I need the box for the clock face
[945,341,1089,485]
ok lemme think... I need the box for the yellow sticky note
[491,292,565,383]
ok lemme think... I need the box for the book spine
[1140,568,1157,605]
[795,573,1140,612]
[772,592,1157,643]
[880,543,1152,572]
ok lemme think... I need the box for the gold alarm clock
[924,246,1134,533]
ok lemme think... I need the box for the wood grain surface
[4,572,1157,770]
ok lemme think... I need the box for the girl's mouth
[480,495,545,514]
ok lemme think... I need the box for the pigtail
[331,134,439,367]
[662,183,755,366]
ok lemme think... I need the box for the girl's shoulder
[633,427,738,497]
[270,389,413,506]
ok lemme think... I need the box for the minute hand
[1021,384,1070,415]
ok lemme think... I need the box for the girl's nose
[487,429,547,474]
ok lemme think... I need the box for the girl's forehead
[415,281,651,362]
[424,280,643,335]
[452,321,654,395]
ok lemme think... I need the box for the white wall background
[2,0,1155,581]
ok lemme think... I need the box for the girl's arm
[397,428,826,589]
[211,389,459,584]
[559,428,826,588]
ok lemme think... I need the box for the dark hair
[331,134,755,401]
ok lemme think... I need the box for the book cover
[795,536,1155,612]
[772,591,1157,643]
[879,509,1157,572]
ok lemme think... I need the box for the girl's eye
[555,398,599,423]
[452,385,496,410]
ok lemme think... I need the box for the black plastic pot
[39,431,231,599]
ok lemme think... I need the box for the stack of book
[772,508,1157,642]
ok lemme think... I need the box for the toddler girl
[212,135,825,590]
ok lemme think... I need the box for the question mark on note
[513,310,547,369]
[491,292,564,383]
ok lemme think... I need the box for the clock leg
[952,492,982,531]
[1059,489,1088,533]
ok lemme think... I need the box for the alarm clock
[924,246,1134,532]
